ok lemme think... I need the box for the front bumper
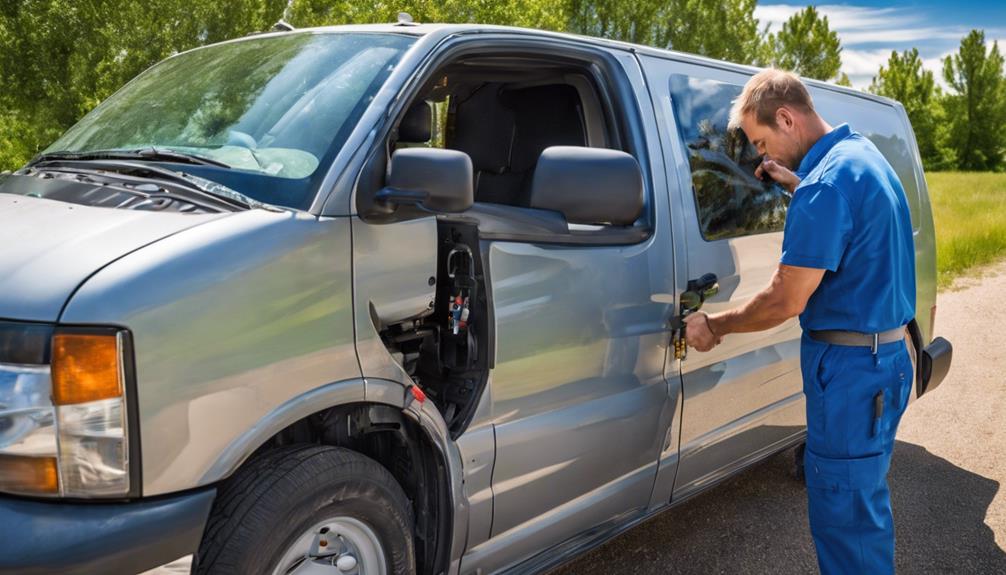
[0,488,215,575]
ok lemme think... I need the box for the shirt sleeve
[780,182,854,271]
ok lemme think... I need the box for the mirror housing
[529,146,644,225]
[376,148,474,214]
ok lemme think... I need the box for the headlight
[0,323,132,498]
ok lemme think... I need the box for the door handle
[684,273,720,311]
[669,273,720,329]
[671,273,719,359]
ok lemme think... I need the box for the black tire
[792,442,806,483]
[194,445,416,575]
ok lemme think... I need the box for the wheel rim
[272,516,387,575]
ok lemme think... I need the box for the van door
[458,48,680,570]
[638,56,806,500]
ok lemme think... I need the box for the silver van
[0,22,952,575]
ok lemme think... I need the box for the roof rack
[272,20,295,32]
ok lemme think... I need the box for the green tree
[286,0,566,31]
[655,0,766,65]
[565,0,766,65]
[0,0,287,170]
[942,29,1006,171]
[566,0,662,45]
[869,48,952,170]
[766,6,843,82]
[289,0,767,65]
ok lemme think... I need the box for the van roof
[238,22,900,109]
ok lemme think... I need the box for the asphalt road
[550,263,1006,575]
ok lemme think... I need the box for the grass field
[927,171,1006,289]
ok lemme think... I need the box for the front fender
[61,211,358,495]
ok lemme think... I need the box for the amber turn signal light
[51,332,123,405]
[0,454,59,494]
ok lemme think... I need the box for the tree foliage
[941,30,1006,171]
[766,6,842,81]
[0,0,287,169]
[286,0,566,30]
[1,2,1004,172]
[566,0,766,65]
[869,48,953,170]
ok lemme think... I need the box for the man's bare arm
[708,264,826,336]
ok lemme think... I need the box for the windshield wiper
[19,159,286,212]
[31,147,231,168]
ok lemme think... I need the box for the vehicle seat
[450,83,586,207]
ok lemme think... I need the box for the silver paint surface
[461,48,680,574]
[61,210,358,495]
[351,215,439,385]
[639,54,938,500]
[0,194,226,321]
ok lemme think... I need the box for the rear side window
[810,90,922,232]
[668,74,792,241]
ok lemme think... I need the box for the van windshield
[44,32,416,210]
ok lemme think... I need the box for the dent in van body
[61,210,359,495]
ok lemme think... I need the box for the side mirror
[529,146,644,225]
[375,148,473,214]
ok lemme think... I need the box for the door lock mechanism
[671,273,720,360]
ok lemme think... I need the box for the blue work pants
[801,331,914,574]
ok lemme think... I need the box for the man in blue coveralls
[685,69,916,574]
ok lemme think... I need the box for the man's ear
[776,107,795,131]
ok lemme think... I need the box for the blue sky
[755,1,1006,88]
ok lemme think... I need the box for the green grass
[928,172,1006,289]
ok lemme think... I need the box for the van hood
[0,193,229,322]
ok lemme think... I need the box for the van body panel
[460,46,681,573]
[638,56,807,498]
[0,193,227,322]
[61,211,358,495]
[352,215,439,384]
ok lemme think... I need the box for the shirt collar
[796,123,852,178]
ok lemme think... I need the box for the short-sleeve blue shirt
[781,123,916,333]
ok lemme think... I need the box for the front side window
[45,32,416,209]
[669,74,791,241]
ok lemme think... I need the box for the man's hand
[684,312,721,352]
[756,159,801,193]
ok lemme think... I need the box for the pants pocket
[807,485,855,528]
[804,449,888,529]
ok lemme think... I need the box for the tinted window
[668,74,791,240]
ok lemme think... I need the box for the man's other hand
[756,159,801,193]
[684,312,721,352]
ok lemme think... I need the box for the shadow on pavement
[550,441,1004,574]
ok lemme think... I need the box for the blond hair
[728,69,815,130]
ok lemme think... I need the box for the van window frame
[354,33,656,247]
[665,72,793,242]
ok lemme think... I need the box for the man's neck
[800,115,833,157]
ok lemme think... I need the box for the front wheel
[194,445,416,575]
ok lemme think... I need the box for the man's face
[741,109,803,170]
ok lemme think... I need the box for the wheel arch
[202,377,464,575]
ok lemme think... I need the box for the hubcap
[272,517,387,575]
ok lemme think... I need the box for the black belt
[809,327,907,353]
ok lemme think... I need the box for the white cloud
[755,4,1006,88]
[754,4,922,38]
[840,28,968,44]
[842,49,895,76]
